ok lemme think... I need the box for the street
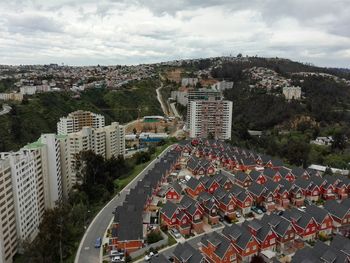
[74,145,173,263]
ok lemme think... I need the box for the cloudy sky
[0,0,349,67]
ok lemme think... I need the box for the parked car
[170,228,181,239]
[251,206,263,215]
[299,206,307,211]
[235,211,241,218]
[257,205,267,213]
[94,237,102,248]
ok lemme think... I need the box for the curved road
[0,104,11,116]
[75,145,173,263]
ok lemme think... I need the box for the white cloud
[0,0,349,67]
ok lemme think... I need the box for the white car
[171,229,182,239]
[235,211,241,218]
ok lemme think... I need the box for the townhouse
[324,199,350,230]
[173,242,204,263]
[243,219,277,252]
[261,214,296,253]
[283,208,318,241]
[222,224,259,262]
[200,231,238,263]
[292,236,350,263]
[305,205,333,236]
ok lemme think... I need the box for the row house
[247,181,266,206]
[283,208,318,241]
[200,231,238,263]
[261,214,296,253]
[185,177,206,198]
[305,205,333,236]
[160,201,191,235]
[187,156,215,175]
[230,185,253,215]
[324,175,350,200]
[291,167,310,180]
[172,242,204,263]
[248,170,266,185]
[238,157,257,172]
[197,192,220,225]
[165,182,182,202]
[263,167,282,182]
[243,219,277,252]
[179,195,205,233]
[324,199,350,230]
[276,179,293,209]
[213,187,236,220]
[213,171,234,190]
[292,236,350,263]
[234,171,252,188]
[200,176,220,194]
[222,224,259,263]
[278,167,296,182]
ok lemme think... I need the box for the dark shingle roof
[305,205,329,225]
[247,181,266,197]
[186,177,202,191]
[201,232,232,259]
[161,201,179,219]
[173,242,203,263]
[222,224,254,250]
[324,200,349,220]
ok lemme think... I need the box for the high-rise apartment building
[186,89,222,129]
[0,159,17,263]
[0,151,42,244]
[66,122,125,189]
[189,98,232,140]
[57,110,105,135]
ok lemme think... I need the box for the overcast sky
[0,0,349,67]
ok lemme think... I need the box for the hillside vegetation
[0,78,161,151]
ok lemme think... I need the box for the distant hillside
[0,78,161,152]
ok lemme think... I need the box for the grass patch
[167,233,177,246]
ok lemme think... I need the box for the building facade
[0,158,18,263]
[189,98,232,140]
[57,110,105,135]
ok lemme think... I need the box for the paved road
[0,104,11,116]
[156,81,169,116]
[75,145,173,263]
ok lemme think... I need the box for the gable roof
[247,181,266,197]
[261,214,293,237]
[324,200,350,220]
[186,177,203,191]
[173,242,203,263]
[161,201,179,219]
[305,205,329,225]
[283,208,315,229]
[167,181,182,195]
[222,224,255,250]
[201,232,233,259]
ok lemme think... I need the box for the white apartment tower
[105,122,125,159]
[1,151,42,243]
[57,110,105,135]
[0,158,17,263]
[189,98,233,140]
[66,122,125,188]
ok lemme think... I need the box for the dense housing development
[0,111,125,263]
[108,139,350,263]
